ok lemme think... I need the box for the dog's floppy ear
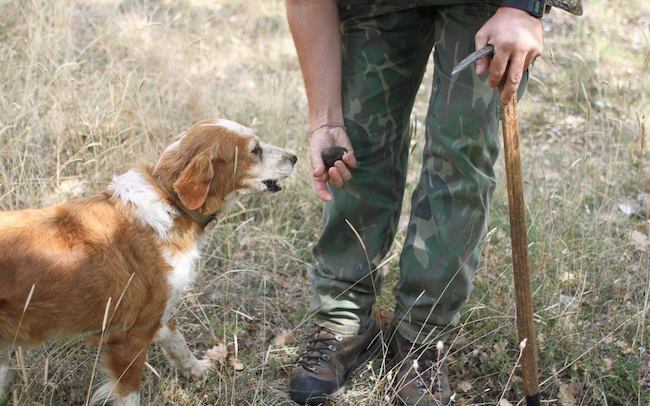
[173,153,214,210]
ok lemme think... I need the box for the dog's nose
[288,154,298,166]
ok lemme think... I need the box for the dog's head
[153,119,297,215]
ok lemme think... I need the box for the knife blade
[451,45,495,76]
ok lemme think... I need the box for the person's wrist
[496,6,537,19]
[310,122,346,136]
[309,108,344,132]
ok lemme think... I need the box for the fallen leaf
[557,382,576,406]
[273,328,295,346]
[205,344,228,365]
[630,230,649,252]
[230,357,245,371]
[456,380,472,392]
[616,339,634,354]
[498,399,513,406]
[603,357,613,369]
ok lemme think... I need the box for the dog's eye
[251,144,262,157]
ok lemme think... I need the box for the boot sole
[289,333,383,405]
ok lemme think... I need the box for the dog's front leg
[0,351,12,406]
[154,322,213,378]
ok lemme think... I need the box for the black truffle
[321,146,348,169]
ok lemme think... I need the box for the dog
[0,118,297,405]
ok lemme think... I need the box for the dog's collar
[155,179,216,228]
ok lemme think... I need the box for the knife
[451,44,494,76]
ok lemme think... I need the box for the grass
[0,0,648,404]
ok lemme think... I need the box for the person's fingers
[328,167,344,188]
[310,145,326,177]
[342,151,357,168]
[488,47,510,88]
[500,53,525,103]
[523,51,535,71]
[334,160,352,181]
[314,179,332,202]
[334,131,357,168]
[314,172,329,182]
[474,31,490,76]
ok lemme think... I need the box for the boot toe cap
[288,373,342,404]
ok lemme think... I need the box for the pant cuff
[313,312,375,336]
[395,322,451,345]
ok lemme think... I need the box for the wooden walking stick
[453,46,540,405]
[501,95,540,406]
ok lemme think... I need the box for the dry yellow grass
[0,0,648,405]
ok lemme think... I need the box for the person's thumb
[309,141,326,177]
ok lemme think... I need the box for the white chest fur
[162,246,200,321]
[109,169,177,242]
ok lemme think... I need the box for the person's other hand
[309,126,356,202]
[475,7,543,103]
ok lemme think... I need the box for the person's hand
[309,126,356,202]
[475,7,543,103]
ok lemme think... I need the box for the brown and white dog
[0,119,296,405]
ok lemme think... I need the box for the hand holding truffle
[309,125,356,201]
[320,146,360,199]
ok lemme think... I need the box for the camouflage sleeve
[544,0,583,15]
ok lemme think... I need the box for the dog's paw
[186,358,214,379]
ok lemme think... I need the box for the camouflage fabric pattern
[309,1,529,344]
[545,0,582,15]
[336,0,583,17]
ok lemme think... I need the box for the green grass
[0,0,648,404]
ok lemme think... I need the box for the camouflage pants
[309,1,526,344]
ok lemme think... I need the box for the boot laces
[296,327,343,374]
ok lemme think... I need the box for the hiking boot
[389,331,452,406]
[288,322,380,405]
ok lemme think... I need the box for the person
[285,1,582,405]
